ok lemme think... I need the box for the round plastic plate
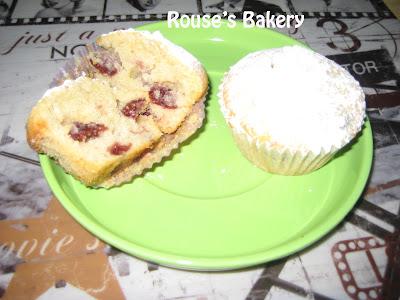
[40,21,373,271]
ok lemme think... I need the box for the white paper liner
[231,128,337,175]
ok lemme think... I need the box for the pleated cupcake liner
[231,129,338,175]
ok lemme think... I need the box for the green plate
[40,21,373,271]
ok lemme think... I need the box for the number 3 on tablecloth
[317,18,361,52]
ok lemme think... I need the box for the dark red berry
[108,142,131,155]
[69,122,107,142]
[90,58,118,76]
[149,84,177,109]
[121,98,148,119]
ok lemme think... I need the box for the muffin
[27,29,208,187]
[219,45,365,175]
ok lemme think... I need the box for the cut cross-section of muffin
[95,29,208,134]
[27,77,163,186]
[27,29,208,187]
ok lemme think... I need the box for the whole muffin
[219,45,366,175]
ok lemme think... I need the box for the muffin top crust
[219,45,366,153]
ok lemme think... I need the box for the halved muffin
[27,29,208,187]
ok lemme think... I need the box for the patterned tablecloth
[0,0,399,299]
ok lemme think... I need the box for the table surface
[0,0,399,299]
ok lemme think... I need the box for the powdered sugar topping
[220,45,366,153]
